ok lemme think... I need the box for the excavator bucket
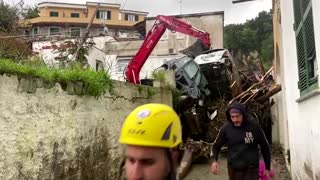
[179,39,210,58]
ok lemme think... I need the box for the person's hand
[210,161,219,175]
[264,170,270,177]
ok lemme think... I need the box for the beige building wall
[34,2,146,27]
[270,0,290,171]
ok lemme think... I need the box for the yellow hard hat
[119,103,182,148]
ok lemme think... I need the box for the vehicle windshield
[184,61,200,85]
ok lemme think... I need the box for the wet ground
[184,157,228,180]
[184,151,291,180]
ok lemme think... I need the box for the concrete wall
[0,74,172,179]
[278,0,320,179]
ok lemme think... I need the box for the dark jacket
[211,102,271,170]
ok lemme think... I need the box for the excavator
[122,15,216,179]
[124,15,212,84]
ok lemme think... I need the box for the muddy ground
[184,148,291,180]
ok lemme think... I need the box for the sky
[5,0,272,25]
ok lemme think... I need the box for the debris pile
[177,63,282,179]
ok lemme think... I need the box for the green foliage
[171,88,183,108]
[147,87,155,98]
[224,10,274,67]
[0,0,20,33]
[21,5,39,19]
[0,59,113,96]
[137,85,143,93]
[152,71,165,82]
[239,28,257,54]
[260,34,274,67]
[0,37,32,62]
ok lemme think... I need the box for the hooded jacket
[211,102,271,170]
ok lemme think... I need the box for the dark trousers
[228,165,259,180]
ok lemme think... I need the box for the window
[33,27,38,35]
[293,0,318,95]
[50,11,59,17]
[96,10,111,20]
[96,60,104,71]
[32,27,38,37]
[125,14,138,21]
[70,27,81,37]
[117,59,129,73]
[49,27,60,35]
[24,30,30,36]
[71,13,80,18]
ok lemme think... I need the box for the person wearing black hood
[210,102,271,180]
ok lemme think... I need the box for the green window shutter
[296,31,308,91]
[293,0,302,25]
[294,0,317,94]
[303,0,311,13]
[304,7,317,86]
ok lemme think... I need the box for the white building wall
[106,54,184,81]
[280,0,320,179]
[87,36,116,71]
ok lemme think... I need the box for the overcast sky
[6,0,272,25]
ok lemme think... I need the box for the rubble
[177,60,282,179]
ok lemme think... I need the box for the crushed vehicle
[158,55,209,99]
[194,48,243,100]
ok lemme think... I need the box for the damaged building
[104,11,224,81]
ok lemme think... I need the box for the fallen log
[177,147,193,180]
[256,84,281,102]
[243,89,261,104]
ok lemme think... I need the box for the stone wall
[0,74,172,179]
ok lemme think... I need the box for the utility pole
[73,3,100,61]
